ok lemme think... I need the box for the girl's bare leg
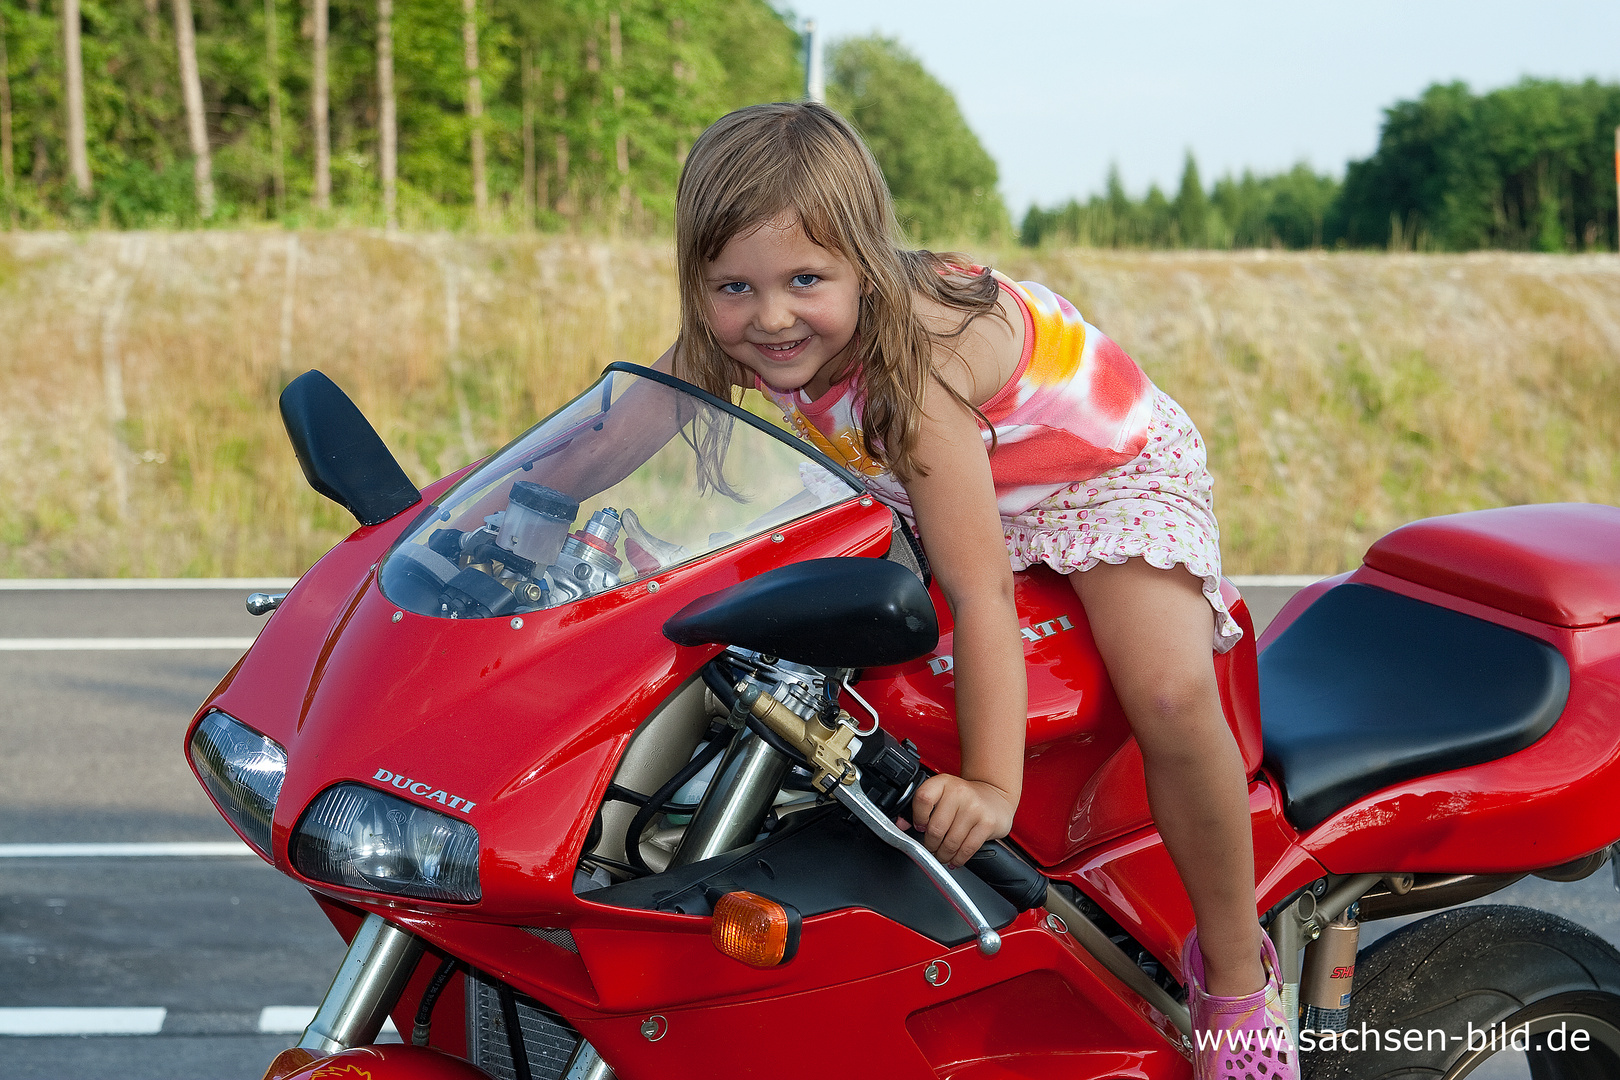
[1069,557,1265,997]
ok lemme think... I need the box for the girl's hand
[905,773,1017,868]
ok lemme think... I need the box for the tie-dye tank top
[757,271,1156,524]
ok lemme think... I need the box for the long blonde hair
[675,102,1000,481]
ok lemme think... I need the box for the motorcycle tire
[1304,905,1620,1079]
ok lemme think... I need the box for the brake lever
[831,779,1002,956]
[735,681,1001,956]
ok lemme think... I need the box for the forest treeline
[0,0,1008,240]
[0,0,1615,253]
[0,0,805,228]
[1021,79,1620,253]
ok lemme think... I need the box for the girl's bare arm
[902,373,1028,867]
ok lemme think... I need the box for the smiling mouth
[757,339,808,354]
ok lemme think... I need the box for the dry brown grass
[3,234,1617,577]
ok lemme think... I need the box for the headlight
[188,710,287,855]
[291,784,481,904]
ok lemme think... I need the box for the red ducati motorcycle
[188,363,1620,1080]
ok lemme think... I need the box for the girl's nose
[756,292,797,334]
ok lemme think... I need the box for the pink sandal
[1181,929,1298,1080]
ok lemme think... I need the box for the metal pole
[803,20,824,104]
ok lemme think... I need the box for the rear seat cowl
[1363,503,1620,628]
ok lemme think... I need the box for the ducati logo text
[927,615,1075,676]
[372,768,477,812]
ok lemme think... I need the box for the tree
[0,2,14,225]
[461,0,485,219]
[1338,79,1620,251]
[1173,151,1207,247]
[0,0,805,227]
[171,0,213,217]
[377,0,397,227]
[264,0,285,214]
[61,0,88,194]
[311,0,329,209]
[826,35,1007,244]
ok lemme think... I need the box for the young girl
[662,102,1295,1078]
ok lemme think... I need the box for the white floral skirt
[1004,388,1242,653]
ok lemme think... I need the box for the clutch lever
[831,779,1002,956]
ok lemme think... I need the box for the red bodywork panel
[200,483,894,926]
[864,567,1263,866]
[280,1044,491,1079]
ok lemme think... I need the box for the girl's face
[702,212,863,398]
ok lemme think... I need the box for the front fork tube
[297,914,619,1078]
[298,913,425,1055]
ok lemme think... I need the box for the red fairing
[1056,782,1326,984]
[566,912,1191,1080]
[863,565,1263,866]
[192,495,896,924]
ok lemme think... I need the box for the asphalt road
[3,581,1618,1080]
[0,583,352,1079]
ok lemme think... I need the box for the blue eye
[720,281,750,295]
[791,274,819,288]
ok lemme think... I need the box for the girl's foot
[1182,928,1298,1080]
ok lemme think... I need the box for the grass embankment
[2,233,1617,578]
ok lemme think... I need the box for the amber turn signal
[711,890,801,968]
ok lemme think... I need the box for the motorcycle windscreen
[379,368,861,619]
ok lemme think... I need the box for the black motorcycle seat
[1260,583,1569,830]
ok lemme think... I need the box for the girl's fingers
[955,821,997,867]
[938,811,991,867]
[910,774,947,833]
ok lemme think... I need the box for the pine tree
[1173,150,1206,248]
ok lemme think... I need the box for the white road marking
[0,637,257,651]
[0,1007,167,1036]
[0,1007,401,1038]
[257,1006,317,1033]
[0,578,298,590]
[0,842,255,858]
[259,1007,398,1037]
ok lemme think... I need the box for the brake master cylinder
[495,482,578,571]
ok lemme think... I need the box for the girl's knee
[1121,665,1224,743]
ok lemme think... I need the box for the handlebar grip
[965,842,1049,912]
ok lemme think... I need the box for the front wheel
[1304,905,1620,1079]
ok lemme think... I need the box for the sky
[793,0,1620,215]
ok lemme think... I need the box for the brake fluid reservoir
[497,482,578,570]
